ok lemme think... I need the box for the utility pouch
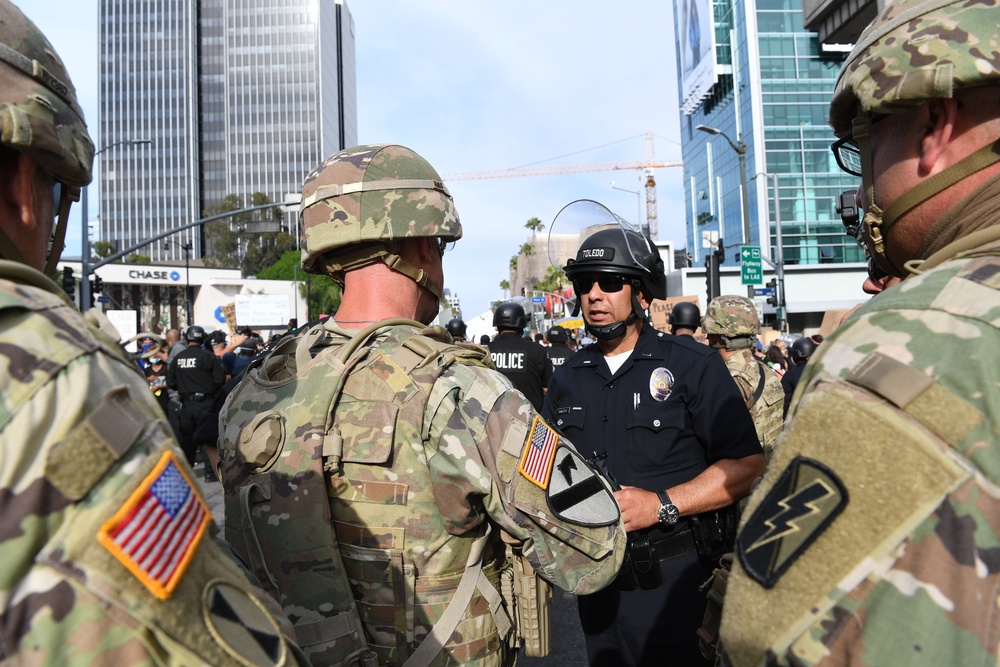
[500,532,552,657]
[615,535,664,591]
[697,551,734,662]
[689,505,739,565]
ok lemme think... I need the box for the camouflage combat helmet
[0,0,95,273]
[829,0,1000,278]
[703,295,760,350]
[299,144,461,299]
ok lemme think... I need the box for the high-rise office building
[98,0,357,262]
[673,0,862,270]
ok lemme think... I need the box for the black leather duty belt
[616,528,698,591]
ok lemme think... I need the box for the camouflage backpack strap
[379,327,516,654]
[223,319,423,667]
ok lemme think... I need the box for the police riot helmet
[546,326,569,344]
[493,301,527,331]
[789,336,817,364]
[185,325,206,344]
[669,301,701,330]
[299,144,461,302]
[445,317,467,339]
[829,0,1000,279]
[0,0,95,275]
[548,199,665,342]
[703,295,761,350]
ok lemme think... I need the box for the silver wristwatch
[656,490,680,526]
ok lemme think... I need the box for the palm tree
[499,279,510,298]
[525,217,545,237]
[519,242,534,257]
[510,256,518,271]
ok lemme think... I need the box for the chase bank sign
[126,269,182,281]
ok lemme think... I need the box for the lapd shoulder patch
[518,416,560,488]
[546,445,620,526]
[737,456,848,588]
[98,450,211,600]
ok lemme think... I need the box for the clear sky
[27,0,685,318]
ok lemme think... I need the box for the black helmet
[547,326,569,344]
[669,301,701,330]
[185,325,206,343]
[445,317,467,338]
[790,337,817,363]
[494,302,527,331]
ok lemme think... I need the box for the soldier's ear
[918,97,958,174]
[0,152,37,234]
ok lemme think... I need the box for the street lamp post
[696,125,750,246]
[81,139,151,310]
[181,241,193,324]
[611,182,642,229]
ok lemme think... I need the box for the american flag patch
[98,450,210,600]
[518,416,560,489]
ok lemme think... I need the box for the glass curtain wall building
[98,0,357,262]
[673,0,862,268]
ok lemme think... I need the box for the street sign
[740,245,762,285]
[97,295,111,303]
[531,296,546,303]
[754,287,775,297]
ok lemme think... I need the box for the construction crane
[442,132,681,239]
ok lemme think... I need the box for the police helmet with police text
[185,325,206,344]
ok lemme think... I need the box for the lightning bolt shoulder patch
[737,456,848,588]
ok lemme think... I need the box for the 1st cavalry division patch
[98,450,211,600]
[737,456,848,588]
[518,416,560,489]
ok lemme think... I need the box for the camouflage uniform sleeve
[0,279,307,666]
[424,362,626,595]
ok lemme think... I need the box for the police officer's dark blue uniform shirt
[542,322,761,666]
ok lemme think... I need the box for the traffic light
[705,239,723,304]
[93,275,104,294]
[766,278,778,306]
[61,266,75,301]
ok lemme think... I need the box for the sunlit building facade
[98,0,357,262]
[673,0,862,270]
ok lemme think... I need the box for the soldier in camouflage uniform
[719,1,1000,665]
[218,144,626,667]
[702,296,783,464]
[0,3,308,664]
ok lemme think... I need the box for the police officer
[719,1,1000,663]
[545,325,575,368]
[167,325,226,465]
[218,145,625,667]
[703,296,783,464]
[779,336,815,419]
[0,3,306,663]
[669,300,701,339]
[445,316,467,342]
[541,200,763,666]
[488,301,553,412]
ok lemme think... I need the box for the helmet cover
[300,144,462,274]
[703,295,761,338]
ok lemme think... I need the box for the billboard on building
[677,0,718,114]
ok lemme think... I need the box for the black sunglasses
[437,237,455,257]
[830,114,886,177]
[573,274,630,294]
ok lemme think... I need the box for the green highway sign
[740,245,762,285]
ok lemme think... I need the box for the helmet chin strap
[856,113,1000,279]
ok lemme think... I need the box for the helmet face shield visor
[547,199,654,278]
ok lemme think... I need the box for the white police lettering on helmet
[581,248,607,259]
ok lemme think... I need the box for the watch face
[659,503,679,525]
